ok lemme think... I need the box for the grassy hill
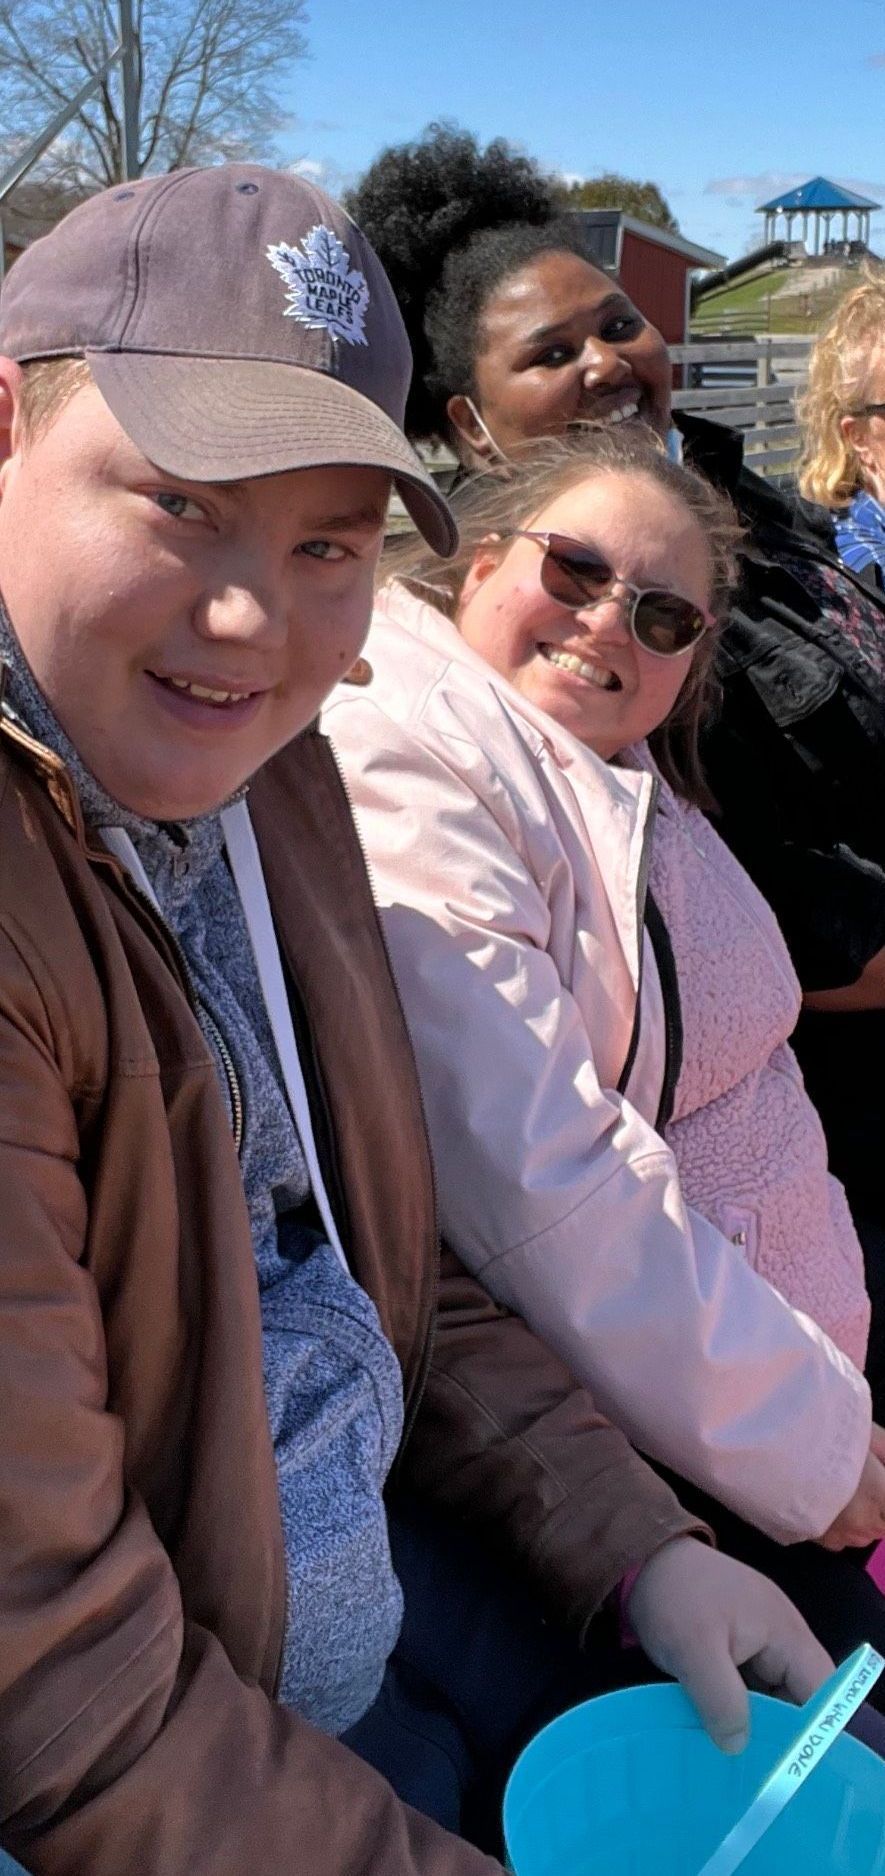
[692,263,861,335]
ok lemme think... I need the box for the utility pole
[118,0,139,180]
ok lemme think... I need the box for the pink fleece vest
[646,774,870,1369]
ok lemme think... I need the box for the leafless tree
[0,0,309,189]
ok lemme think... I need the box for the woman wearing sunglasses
[326,427,885,1672]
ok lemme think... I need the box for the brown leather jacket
[0,698,702,1876]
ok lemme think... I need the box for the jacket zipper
[643,892,683,1133]
[95,854,246,1156]
[195,998,245,1156]
[616,775,657,1098]
[614,776,684,1131]
[324,733,439,1455]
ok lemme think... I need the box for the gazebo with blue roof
[759,177,879,253]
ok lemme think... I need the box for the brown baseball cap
[0,163,456,555]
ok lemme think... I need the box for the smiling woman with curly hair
[346,124,672,457]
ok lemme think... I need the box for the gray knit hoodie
[0,608,404,1735]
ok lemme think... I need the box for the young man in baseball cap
[0,165,832,1876]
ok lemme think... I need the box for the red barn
[571,210,724,345]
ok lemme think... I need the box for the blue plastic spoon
[695,1642,885,1876]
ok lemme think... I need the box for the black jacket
[679,413,885,1219]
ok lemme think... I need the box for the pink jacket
[325,583,871,1542]
[636,754,868,1368]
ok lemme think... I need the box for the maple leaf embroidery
[266,225,369,345]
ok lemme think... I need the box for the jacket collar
[675,409,746,495]
[676,409,839,555]
[367,583,658,992]
[0,655,236,878]
[0,666,89,847]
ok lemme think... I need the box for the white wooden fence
[671,336,811,481]
[691,305,775,336]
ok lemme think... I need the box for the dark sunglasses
[852,403,885,419]
[509,530,712,658]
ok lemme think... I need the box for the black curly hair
[346,123,594,441]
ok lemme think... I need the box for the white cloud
[285,154,351,198]
[288,157,327,182]
[841,176,885,203]
[705,172,806,204]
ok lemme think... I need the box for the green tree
[559,172,679,233]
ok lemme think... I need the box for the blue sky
[279,0,885,264]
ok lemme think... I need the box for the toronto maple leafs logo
[266,225,370,345]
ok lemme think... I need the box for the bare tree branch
[0,0,309,193]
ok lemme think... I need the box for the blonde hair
[383,428,742,806]
[17,356,93,444]
[798,269,885,507]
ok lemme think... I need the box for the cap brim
[86,351,456,557]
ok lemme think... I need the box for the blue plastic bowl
[503,1683,885,1876]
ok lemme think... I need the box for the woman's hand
[626,1536,832,1752]
[819,1422,885,1550]
[804,945,885,1012]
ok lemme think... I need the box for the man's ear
[459,534,504,609]
[0,358,24,482]
[447,393,496,466]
